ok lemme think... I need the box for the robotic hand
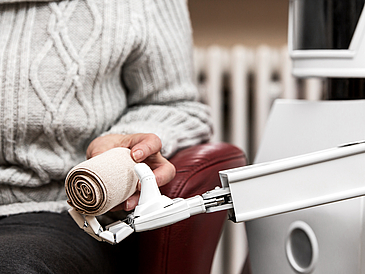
[68,162,232,244]
[68,140,365,245]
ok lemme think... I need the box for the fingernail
[132,150,143,161]
[125,199,136,211]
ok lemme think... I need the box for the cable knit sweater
[0,0,213,216]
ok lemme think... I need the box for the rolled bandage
[65,147,138,216]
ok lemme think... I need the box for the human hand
[86,133,176,212]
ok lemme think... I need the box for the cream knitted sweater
[0,0,212,215]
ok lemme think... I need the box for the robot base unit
[245,99,365,274]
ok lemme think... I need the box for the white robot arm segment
[222,140,365,222]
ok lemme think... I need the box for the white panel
[280,46,297,99]
[247,197,364,274]
[255,99,365,162]
[229,46,252,154]
[254,46,274,155]
[206,46,227,142]
[304,78,323,101]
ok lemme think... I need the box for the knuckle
[169,162,176,176]
[147,133,161,144]
[141,134,162,153]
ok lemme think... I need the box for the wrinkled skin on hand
[86,133,176,211]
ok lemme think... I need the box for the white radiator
[193,45,325,274]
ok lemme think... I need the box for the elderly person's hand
[86,133,176,212]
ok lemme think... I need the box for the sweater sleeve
[103,0,213,158]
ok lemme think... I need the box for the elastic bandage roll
[65,147,138,216]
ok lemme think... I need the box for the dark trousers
[0,212,138,274]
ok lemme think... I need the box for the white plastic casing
[134,196,206,232]
[132,163,206,232]
[133,163,173,217]
[221,142,365,222]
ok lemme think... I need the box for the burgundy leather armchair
[132,142,248,274]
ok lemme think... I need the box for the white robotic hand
[68,163,230,244]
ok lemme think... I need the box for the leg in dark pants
[0,212,137,274]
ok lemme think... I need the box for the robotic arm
[69,140,365,245]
